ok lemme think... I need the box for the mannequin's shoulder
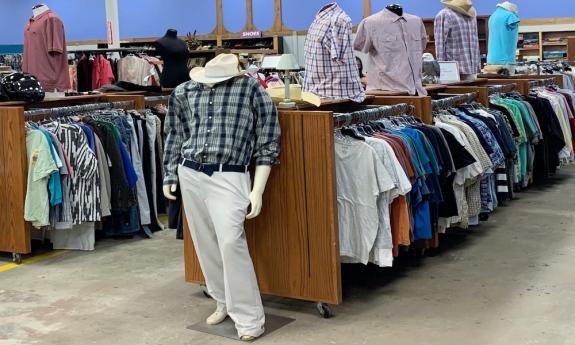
[173,80,200,96]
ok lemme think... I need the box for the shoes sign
[241,31,262,39]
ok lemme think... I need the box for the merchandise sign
[438,61,460,82]
[241,31,262,39]
[107,21,114,45]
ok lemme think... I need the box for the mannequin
[386,4,403,16]
[486,2,520,76]
[354,6,428,95]
[23,4,70,92]
[154,29,190,88]
[435,0,481,80]
[32,4,49,17]
[163,54,280,342]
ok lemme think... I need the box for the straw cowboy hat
[497,1,518,14]
[441,0,477,17]
[189,54,244,84]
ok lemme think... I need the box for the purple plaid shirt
[434,8,481,75]
[303,3,365,102]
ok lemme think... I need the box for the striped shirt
[303,3,366,102]
[163,76,281,186]
[434,8,481,75]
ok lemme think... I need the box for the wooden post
[363,0,371,18]
[245,0,255,31]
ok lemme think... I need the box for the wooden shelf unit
[517,30,575,62]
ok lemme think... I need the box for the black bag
[1,72,45,103]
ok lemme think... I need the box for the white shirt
[335,136,394,265]
[365,137,412,267]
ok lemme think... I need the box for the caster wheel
[12,253,22,265]
[316,302,334,319]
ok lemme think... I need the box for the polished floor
[2,166,575,345]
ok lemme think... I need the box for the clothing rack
[0,95,141,263]
[488,84,517,95]
[24,100,135,118]
[144,95,170,107]
[333,103,414,127]
[68,47,156,54]
[432,92,479,111]
[529,78,555,88]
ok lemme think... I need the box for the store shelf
[518,47,540,51]
[230,49,278,54]
[543,42,567,46]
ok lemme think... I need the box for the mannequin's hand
[163,184,178,201]
[246,191,263,219]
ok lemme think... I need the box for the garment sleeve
[434,12,447,61]
[31,133,58,182]
[353,19,372,53]
[251,81,281,166]
[330,17,351,62]
[506,13,520,29]
[163,90,185,185]
[45,16,65,54]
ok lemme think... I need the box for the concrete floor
[2,167,575,345]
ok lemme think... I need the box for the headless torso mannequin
[154,29,190,88]
[386,4,403,16]
[485,2,520,76]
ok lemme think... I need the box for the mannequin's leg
[178,166,227,313]
[205,172,265,338]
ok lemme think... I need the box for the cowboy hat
[497,1,518,14]
[189,53,244,84]
[441,0,477,17]
[266,85,322,107]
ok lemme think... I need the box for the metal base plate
[187,313,295,341]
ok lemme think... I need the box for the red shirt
[23,10,71,91]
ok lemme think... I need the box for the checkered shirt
[163,76,281,185]
[303,3,366,102]
[434,8,481,75]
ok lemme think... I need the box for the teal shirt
[487,7,520,65]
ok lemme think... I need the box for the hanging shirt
[22,10,71,91]
[303,3,366,102]
[92,54,116,90]
[355,9,428,96]
[434,8,481,75]
[487,7,520,65]
[24,130,59,227]
[335,136,394,264]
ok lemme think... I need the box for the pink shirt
[354,9,428,96]
[23,10,71,92]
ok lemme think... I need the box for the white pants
[178,165,265,338]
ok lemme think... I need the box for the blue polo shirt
[487,7,520,65]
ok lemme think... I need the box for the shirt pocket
[374,35,401,54]
[410,33,424,54]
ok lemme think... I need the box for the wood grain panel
[371,96,433,124]
[0,107,30,254]
[302,112,342,304]
[569,37,575,63]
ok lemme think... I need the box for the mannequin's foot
[206,310,228,325]
[240,335,257,342]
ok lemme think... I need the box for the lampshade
[275,54,300,70]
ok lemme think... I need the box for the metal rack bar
[24,100,135,118]
[432,92,479,111]
[144,95,171,103]
[488,84,516,95]
[333,103,414,127]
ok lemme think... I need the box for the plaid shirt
[434,8,481,75]
[163,76,281,186]
[303,3,366,102]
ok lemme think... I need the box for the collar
[30,9,52,22]
[317,3,338,19]
[381,8,406,22]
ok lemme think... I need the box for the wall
[0,0,107,44]
[0,0,573,44]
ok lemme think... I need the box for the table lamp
[275,54,300,108]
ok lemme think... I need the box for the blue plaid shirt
[163,76,281,185]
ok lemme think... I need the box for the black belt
[180,159,247,177]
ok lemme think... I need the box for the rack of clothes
[0,53,22,72]
[68,48,162,92]
[0,95,168,260]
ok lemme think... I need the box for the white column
[105,0,121,48]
